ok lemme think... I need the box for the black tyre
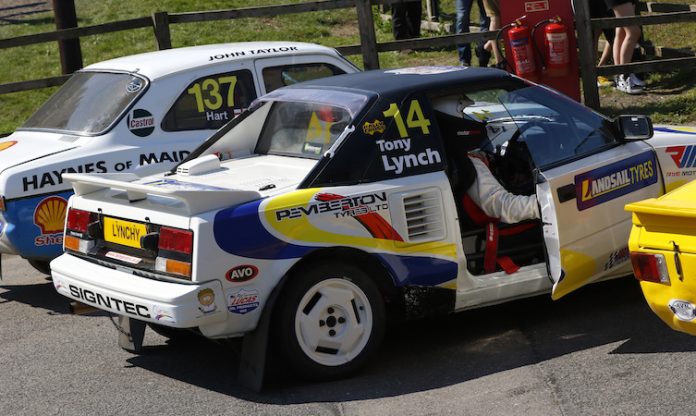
[28,259,51,275]
[275,262,386,381]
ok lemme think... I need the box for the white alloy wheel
[294,277,373,367]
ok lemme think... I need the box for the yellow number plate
[103,217,147,249]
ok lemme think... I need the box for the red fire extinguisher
[534,17,570,77]
[504,17,539,82]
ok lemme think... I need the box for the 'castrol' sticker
[127,109,155,137]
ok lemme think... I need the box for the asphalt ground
[2,253,696,415]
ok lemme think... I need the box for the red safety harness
[461,195,536,274]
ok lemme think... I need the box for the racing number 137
[383,100,431,138]
[187,76,238,113]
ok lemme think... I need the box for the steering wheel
[495,121,549,194]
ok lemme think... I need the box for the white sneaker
[615,74,644,95]
[628,73,646,87]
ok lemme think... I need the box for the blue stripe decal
[655,127,696,136]
[213,200,314,259]
[376,253,458,287]
[214,200,458,288]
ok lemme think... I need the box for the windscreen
[21,71,147,135]
[480,85,619,169]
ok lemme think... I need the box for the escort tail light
[155,226,193,279]
[64,234,95,254]
[631,252,670,284]
[158,227,193,254]
[65,208,100,255]
[155,257,192,278]
[0,195,5,212]
[66,208,92,234]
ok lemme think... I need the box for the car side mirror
[617,115,653,140]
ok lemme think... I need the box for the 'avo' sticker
[127,109,155,137]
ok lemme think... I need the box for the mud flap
[117,316,146,353]
[237,276,285,392]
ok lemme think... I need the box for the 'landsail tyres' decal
[575,152,657,211]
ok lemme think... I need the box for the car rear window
[21,71,147,135]
[262,63,345,92]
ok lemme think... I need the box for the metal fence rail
[1,0,693,113]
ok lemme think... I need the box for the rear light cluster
[155,226,193,278]
[65,208,194,280]
[64,208,99,254]
[631,252,670,284]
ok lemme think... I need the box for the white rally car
[51,66,696,380]
[0,41,357,273]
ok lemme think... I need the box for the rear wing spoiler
[63,173,261,215]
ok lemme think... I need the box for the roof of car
[288,66,514,96]
[83,42,343,80]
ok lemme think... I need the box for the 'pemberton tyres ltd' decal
[575,152,657,211]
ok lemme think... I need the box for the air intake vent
[176,154,220,176]
[402,189,445,243]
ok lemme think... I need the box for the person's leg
[406,0,422,38]
[475,0,491,66]
[485,15,502,65]
[431,0,440,21]
[612,1,643,92]
[481,0,501,65]
[392,3,409,40]
[612,2,640,66]
[456,0,474,65]
[598,40,612,66]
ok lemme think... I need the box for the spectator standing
[481,0,502,66]
[606,0,645,94]
[456,0,491,66]
[589,0,616,86]
[392,0,422,40]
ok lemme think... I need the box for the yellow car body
[627,180,696,335]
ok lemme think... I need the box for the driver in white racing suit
[466,153,539,223]
[433,94,540,224]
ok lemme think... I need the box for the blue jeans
[455,0,489,65]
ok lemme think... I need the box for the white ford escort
[0,41,357,274]
[51,66,696,381]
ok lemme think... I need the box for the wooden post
[51,0,83,74]
[574,0,600,110]
[355,0,380,70]
[152,11,172,50]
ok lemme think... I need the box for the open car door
[536,144,661,299]
[492,86,663,299]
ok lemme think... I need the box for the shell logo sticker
[0,141,17,152]
[34,196,68,235]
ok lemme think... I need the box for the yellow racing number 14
[187,76,238,113]
[382,100,431,138]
